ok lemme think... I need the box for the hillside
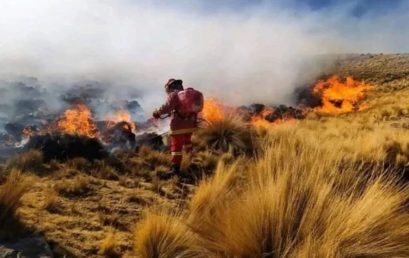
[2,54,409,257]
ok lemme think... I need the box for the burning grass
[57,103,98,138]
[313,75,374,114]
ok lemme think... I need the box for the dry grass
[188,161,242,226]
[195,115,259,156]
[121,146,172,179]
[5,55,409,257]
[138,146,171,167]
[54,175,95,197]
[0,169,33,239]
[135,135,409,257]
[134,212,207,258]
[99,229,121,258]
[91,160,120,180]
[42,187,62,213]
[6,149,44,173]
[189,151,219,172]
[66,157,92,171]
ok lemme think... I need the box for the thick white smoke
[0,0,408,113]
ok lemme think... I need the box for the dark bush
[25,133,107,161]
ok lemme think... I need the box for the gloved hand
[152,110,161,119]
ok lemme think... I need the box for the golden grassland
[1,54,409,257]
[136,139,409,257]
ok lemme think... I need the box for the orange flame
[202,98,227,123]
[249,107,295,128]
[313,76,373,114]
[57,104,97,138]
[250,107,274,128]
[106,109,136,130]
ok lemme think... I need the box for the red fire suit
[156,90,198,165]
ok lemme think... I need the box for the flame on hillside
[106,109,136,131]
[250,107,298,128]
[250,107,274,128]
[57,104,98,138]
[202,98,227,123]
[202,99,297,128]
[313,76,373,114]
[0,75,375,150]
[201,76,372,128]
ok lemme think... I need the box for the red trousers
[170,133,192,165]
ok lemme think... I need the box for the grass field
[1,54,409,257]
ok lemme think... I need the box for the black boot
[159,164,180,180]
[169,164,180,175]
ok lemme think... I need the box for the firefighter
[152,79,203,179]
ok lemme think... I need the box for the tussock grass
[134,212,207,258]
[6,149,44,173]
[138,146,171,167]
[99,229,121,258]
[135,135,409,257]
[195,115,258,156]
[91,160,120,180]
[54,175,94,197]
[0,170,33,239]
[122,146,171,179]
[42,187,62,213]
[188,161,242,227]
[66,157,92,171]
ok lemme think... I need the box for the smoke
[0,0,408,113]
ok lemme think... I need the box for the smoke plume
[0,0,408,114]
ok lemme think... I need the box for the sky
[0,0,408,109]
[145,0,405,17]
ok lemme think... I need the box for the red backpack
[177,88,204,116]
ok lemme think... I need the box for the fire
[22,127,34,140]
[57,104,98,138]
[202,98,227,123]
[106,109,136,130]
[313,76,373,114]
[249,107,296,128]
[250,107,274,128]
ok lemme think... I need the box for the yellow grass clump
[54,175,94,197]
[0,169,33,239]
[135,134,409,257]
[6,149,44,173]
[134,212,207,258]
[99,229,121,258]
[195,115,259,156]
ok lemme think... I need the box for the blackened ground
[25,134,107,161]
[265,105,305,122]
[240,104,306,123]
[295,86,322,108]
[134,132,165,152]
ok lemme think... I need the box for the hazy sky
[149,0,404,16]
[0,0,408,108]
